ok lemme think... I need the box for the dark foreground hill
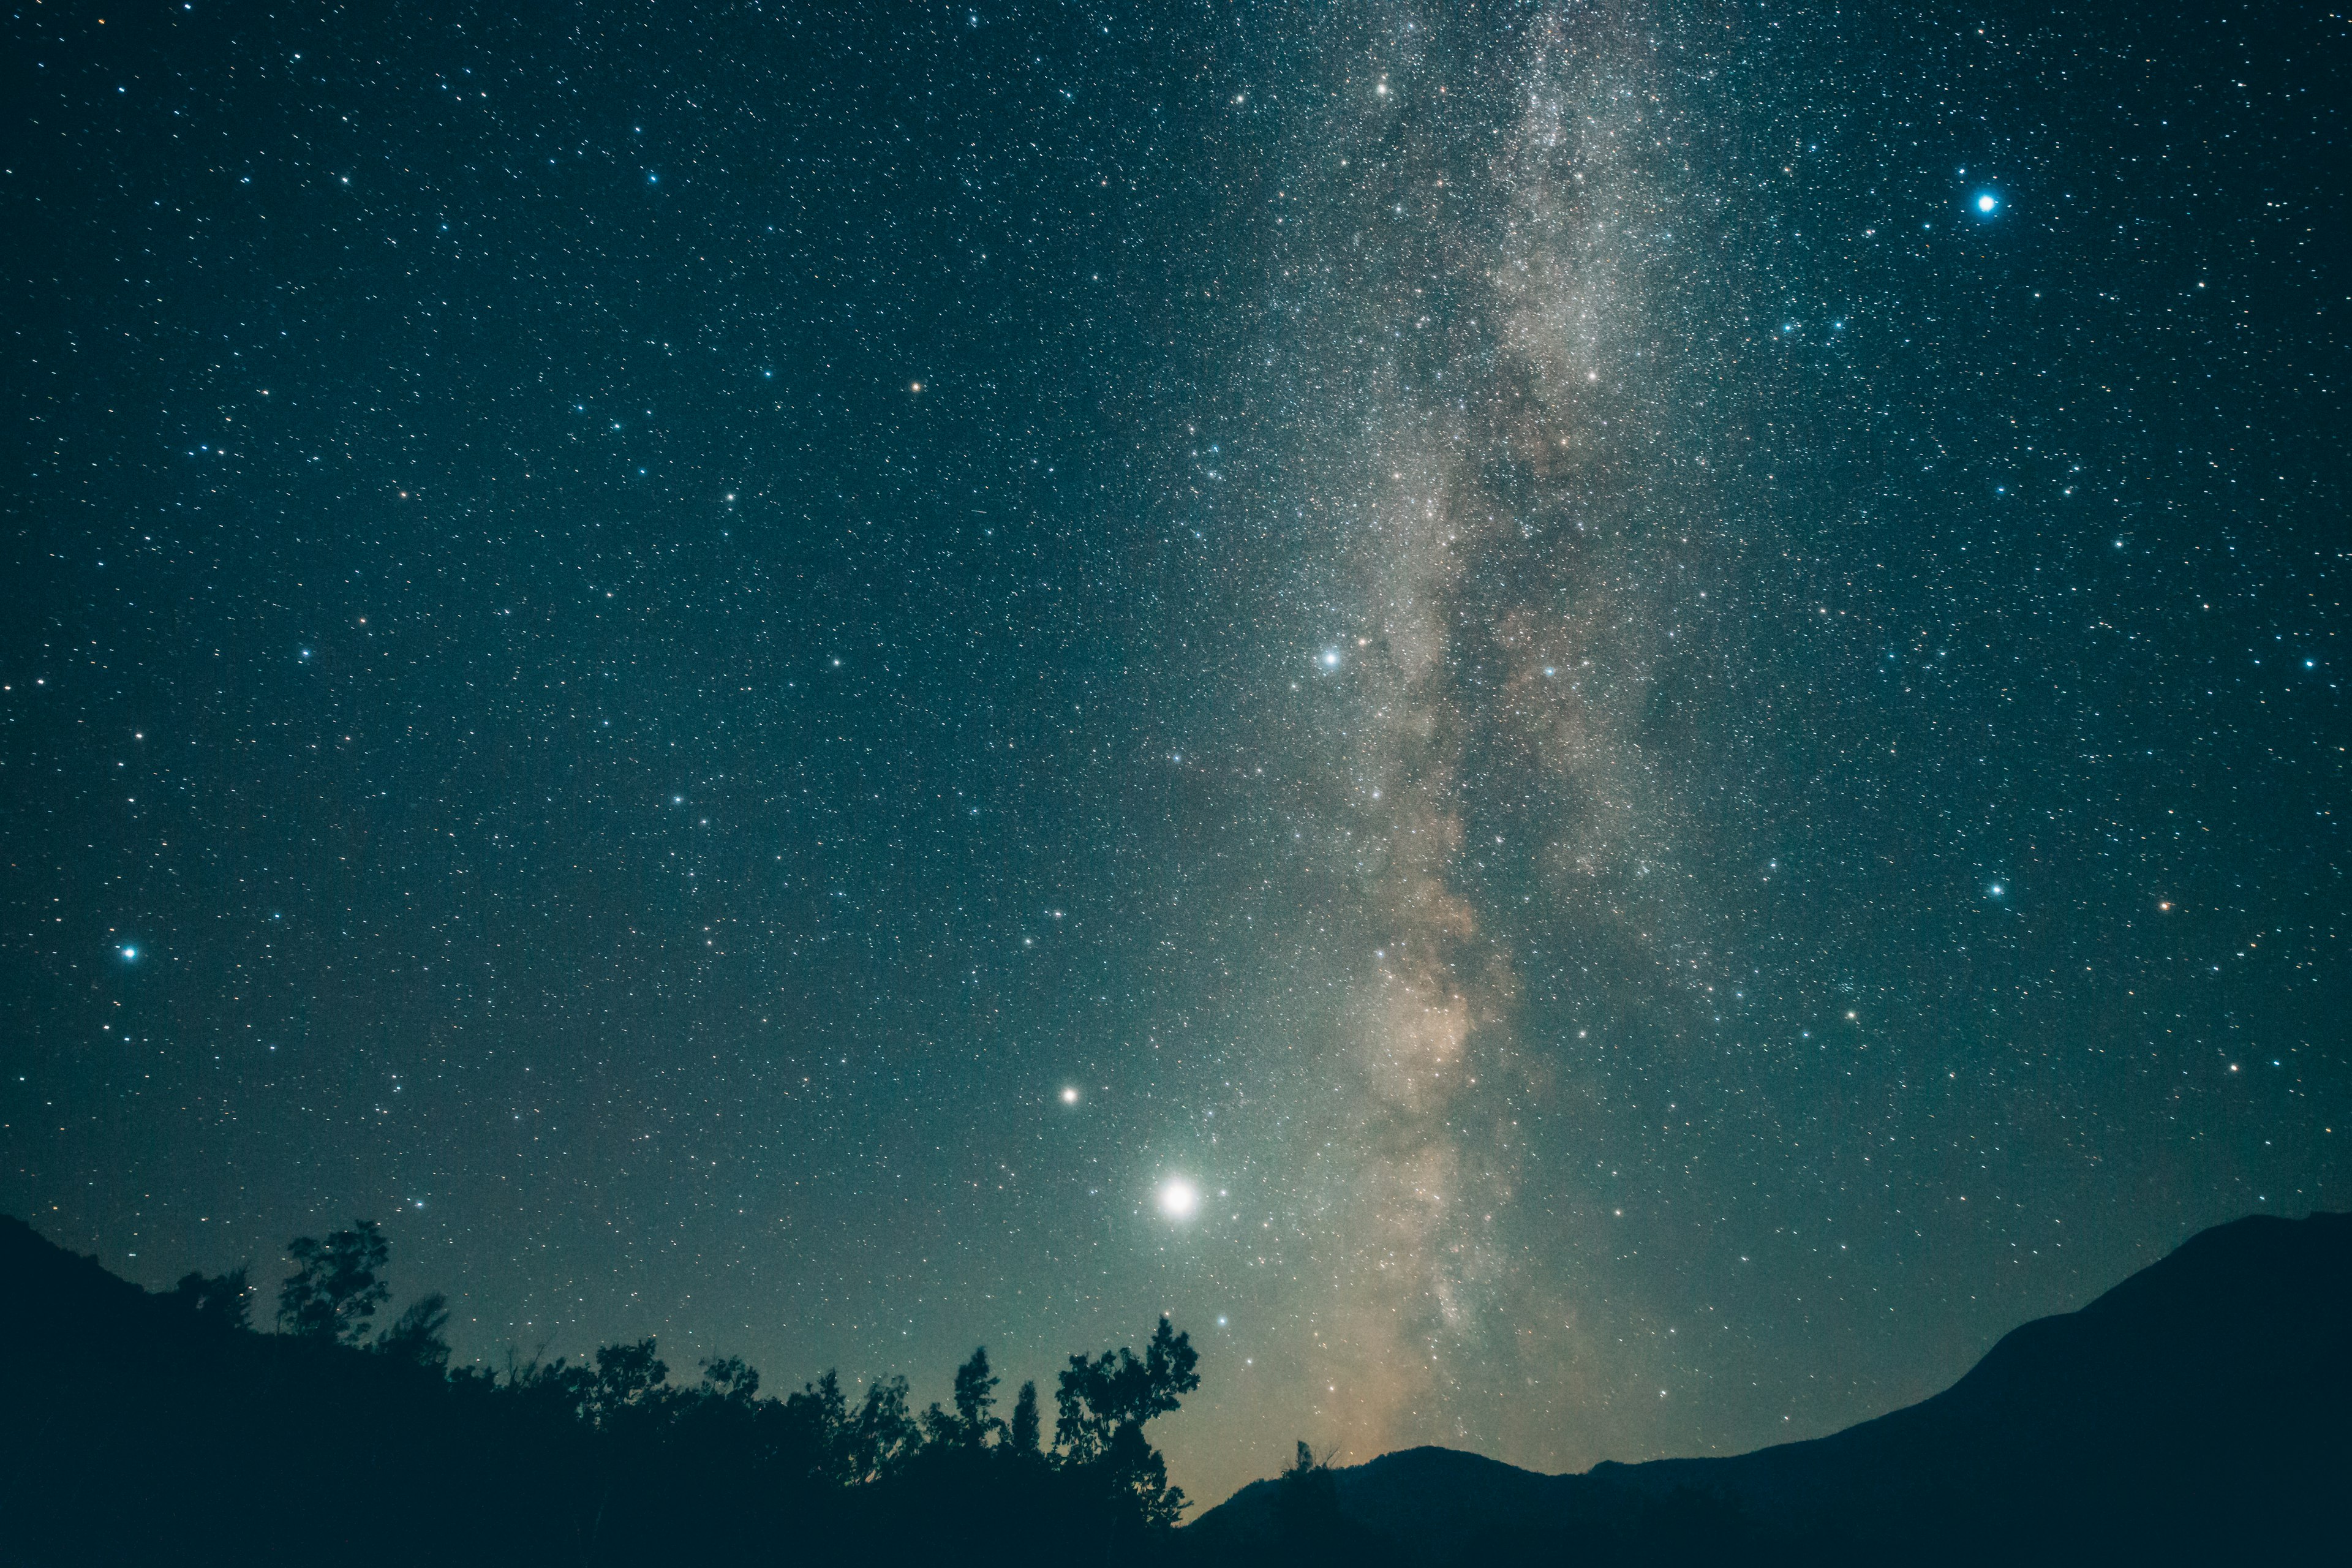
[0,1214,1194,1567]
[4,1212,2344,1566]
[1188,1210,2352,1565]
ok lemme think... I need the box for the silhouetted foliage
[698,1353,759,1401]
[62,1216,1210,1563]
[949,1344,999,1441]
[786,1368,856,1486]
[1054,1315,1199,1461]
[276,1220,390,1343]
[375,1291,453,1370]
[589,1338,669,1424]
[1047,1315,1200,1529]
[1008,1378,1042,1457]
[850,1373,921,1479]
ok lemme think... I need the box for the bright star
[1319,647,1341,669]
[1060,1087,1079,1105]
[1158,1177,1199,1218]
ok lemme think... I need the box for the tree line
[156,1218,1205,1557]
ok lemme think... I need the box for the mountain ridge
[1187,1210,2352,1563]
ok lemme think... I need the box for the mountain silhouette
[5,1210,2343,1566]
[1186,1210,2352,1564]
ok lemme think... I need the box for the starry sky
[4,0,2346,1510]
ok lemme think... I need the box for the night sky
[5,0,2346,1509]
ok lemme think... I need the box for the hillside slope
[1187,1211,2352,1564]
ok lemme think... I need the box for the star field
[4,0,2345,1510]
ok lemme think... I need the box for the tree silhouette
[276,1221,391,1343]
[375,1292,453,1371]
[587,1338,668,1427]
[1008,1379,1042,1458]
[1052,1315,1200,1463]
[5,1213,1248,1568]
[848,1373,919,1482]
[1052,1316,1202,1525]
[785,1369,855,1485]
[1100,1420,1190,1529]
[952,1346,998,1433]
[924,1346,1001,1447]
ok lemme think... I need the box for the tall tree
[952,1346,998,1434]
[1052,1317,1202,1526]
[1008,1380,1042,1458]
[847,1374,918,1482]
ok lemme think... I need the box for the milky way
[1201,6,1776,1460]
[5,0,2344,1511]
